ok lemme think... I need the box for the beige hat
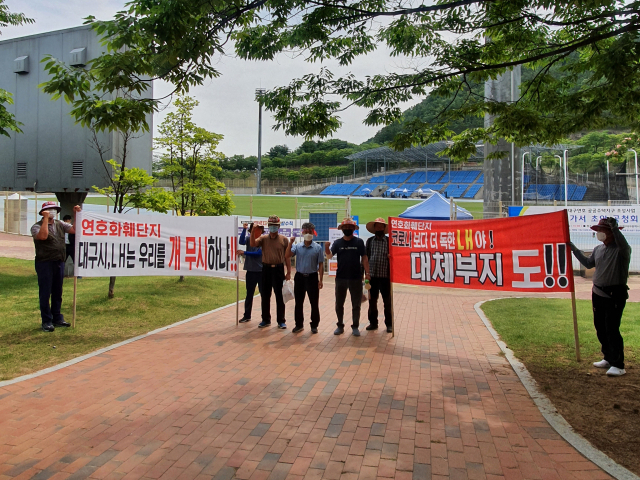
[366,217,389,235]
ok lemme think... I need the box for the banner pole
[388,216,395,338]
[236,216,240,326]
[571,291,580,362]
[72,276,77,329]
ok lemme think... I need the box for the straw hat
[338,217,359,230]
[366,217,389,234]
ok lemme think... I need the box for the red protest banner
[389,211,574,293]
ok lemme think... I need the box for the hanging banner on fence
[389,211,574,292]
[509,205,640,233]
[74,212,238,277]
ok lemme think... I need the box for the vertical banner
[74,213,238,278]
[389,211,574,293]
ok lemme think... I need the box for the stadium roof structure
[346,142,483,163]
[346,142,583,163]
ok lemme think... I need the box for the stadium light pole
[563,149,569,207]
[521,151,531,206]
[535,156,542,204]
[255,88,266,195]
[630,149,639,204]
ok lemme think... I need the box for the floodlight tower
[255,88,266,195]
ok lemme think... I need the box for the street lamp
[563,149,569,207]
[630,149,639,204]
[535,156,542,204]
[255,88,266,195]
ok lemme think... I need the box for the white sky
[1,0,422,157]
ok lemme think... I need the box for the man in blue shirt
[286,222,324,334]
[238,222,264,323]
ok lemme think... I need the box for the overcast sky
[2,0,422,157]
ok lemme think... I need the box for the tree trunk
[108,276,116,298]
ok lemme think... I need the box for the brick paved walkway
[0,280,613,480]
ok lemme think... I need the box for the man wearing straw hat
[251,215,291,329]
[365,217,393,333]
[570,217,631,377]
[31,202,82,332]
[238,221,265,323]
[324,217,370,336]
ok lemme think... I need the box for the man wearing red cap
[30,202,82,332]
[570,217,631,376]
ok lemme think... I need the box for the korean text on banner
[74,212,238,278]
[389,211,574,292]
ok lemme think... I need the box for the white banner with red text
[74,212,238,277]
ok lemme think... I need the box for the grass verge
[481,297,639,368]
[0,257,238,381]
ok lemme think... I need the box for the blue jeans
[34,261,65,325]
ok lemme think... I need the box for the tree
[0,1,34,137]
[267,145,290,158]
[155,95,234,217]
[81,0,640,160]
[40,47,172,299]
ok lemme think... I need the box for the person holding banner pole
[569,217,631,377]
[238,222,264,323]
[364,218,392,333]
[324,217,370,336]
[251,215,290,329]
[31,202,82,332]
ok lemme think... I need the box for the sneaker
[42,323,55,332]
[606,367,626,376]
[239,317,251,323]
[311,327,318,334]
[53,320,71,327]
[278,323,287,329]
[352,328,360,337]
[334,327,344,335]
[386,327,393,333]
[365,324,378,331]
[258,321,271,328]
[292,326,304,333]
[593,359,610,368]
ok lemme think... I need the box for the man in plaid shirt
[365,217,392,333]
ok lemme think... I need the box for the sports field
[230,195,483,223]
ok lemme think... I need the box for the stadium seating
[395,184,422,197]
[476,173,484,184]
[407,172,426,183]
[571,186,587,201]
[382,184,400,197]
[369,175,387,182]
[442,184,470,198]
[420,184,444,192]
[463,184,482,198]
[320,184,360,195]
[352,184,380,196]
[525,184,588,201]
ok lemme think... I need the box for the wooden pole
[72,276,77,328]
[571,291,581,362]
[236,217,240,325]
[390,282,395,338]
[34,192,37,224]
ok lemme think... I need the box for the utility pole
[256,88,266,195]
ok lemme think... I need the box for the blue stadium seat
[476,173,484,184]
[442,184,470,198]
[571,186,587,201]
[428,171,443,183]
[353,184,380,196]
[463,184,482,198]
[420,184,444,192]
[408,172,426,183]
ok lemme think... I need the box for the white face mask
[268,225,279,234]
[303,233,313,242]
[596,231,607,242]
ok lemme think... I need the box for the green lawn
[482,298,640,369]
[0,258,238,381]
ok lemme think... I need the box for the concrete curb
[0,299,245,389]
[474,299,639,480]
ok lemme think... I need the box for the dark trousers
[294,272,320,328]
[35,260,65,325]
[592,292,626,369]
[368,277,392,328]
[65,245,75,263]
[244,270,263,318]
[262,265,285,324]
[335,278,362,329]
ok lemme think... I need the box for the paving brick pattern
[0,281,612,479]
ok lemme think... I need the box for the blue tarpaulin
[398,192,473,220]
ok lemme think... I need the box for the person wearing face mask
[238,222,265,323]
[285,222,324,333]
[250,215,291,329]
[364,217,392,333]
[570,217,631,377]
[31,202,82,332]
[324,217,370,336]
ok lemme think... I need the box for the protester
[570,217,631,377]
[238,222,264,323]
[250,215,291,329]
[286,222,324,334]
[62,214,76,264]
[31,202,81,332]
[324,217,370,336]
[365,217,392,333]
